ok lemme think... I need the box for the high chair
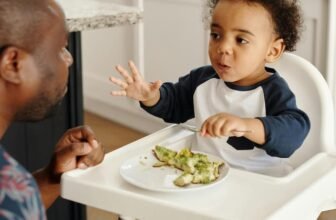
[61,53,336,220]
[268,52,335,167]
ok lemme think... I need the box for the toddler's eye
[210,32,220,40]
[237,37,248,44]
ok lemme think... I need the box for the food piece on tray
[152,161,167,167]
[174,148,209,174]
[152,145,224,187]
[152,145,177,166]
[174,173,194,187]
[192,161,223,184]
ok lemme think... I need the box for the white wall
[294,0,328,76]
[82,0,206,133]
[82,0,332,134]
[326,0,336,145]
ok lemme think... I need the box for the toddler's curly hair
[205,0,303,51]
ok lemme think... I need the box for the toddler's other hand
[200,113,248,138]
[109,60,162,102]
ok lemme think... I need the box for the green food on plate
[152,145,224,187]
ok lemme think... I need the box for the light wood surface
[85,111,146,153]
[318,210,336,220]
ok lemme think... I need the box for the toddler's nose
[217,41,233,55]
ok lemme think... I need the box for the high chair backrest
[267,52,335,168]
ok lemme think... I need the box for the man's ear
[265,37,285,63]
[0,46,25,84]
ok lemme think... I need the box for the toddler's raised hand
[200,113,249,138]
[109,61,162,106]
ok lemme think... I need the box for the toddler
[110,0,310,176]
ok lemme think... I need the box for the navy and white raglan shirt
[141,66,310,176]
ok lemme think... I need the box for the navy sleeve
[257,76,310,158]
[140,66,216,123]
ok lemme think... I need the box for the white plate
[119,149,230,192]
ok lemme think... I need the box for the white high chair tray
[61,125,336,220]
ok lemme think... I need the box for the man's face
[15,1,73,122]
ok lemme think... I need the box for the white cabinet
[82,0,332,133]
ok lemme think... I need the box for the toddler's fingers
[200,129,208,137]
[213,120,225,137]
[220,125,234,137]
[115,65,133,84]
[221,130,230,137]
[232,130,245,137]
[151,80,163,91]
[200,123,212,137]
[109,76,128,89]
[207,126,215,137]
[201,130,210,137]
[111,90,127,96]
[128,60,142,81]
[203,119,217,137]
[222,124,244,137]
[133,71,142,82]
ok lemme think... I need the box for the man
[0,0,104,218]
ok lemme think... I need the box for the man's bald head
[0,0,64,54]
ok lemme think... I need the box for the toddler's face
[208,0,283,86]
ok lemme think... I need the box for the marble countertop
[56,0,143,32]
